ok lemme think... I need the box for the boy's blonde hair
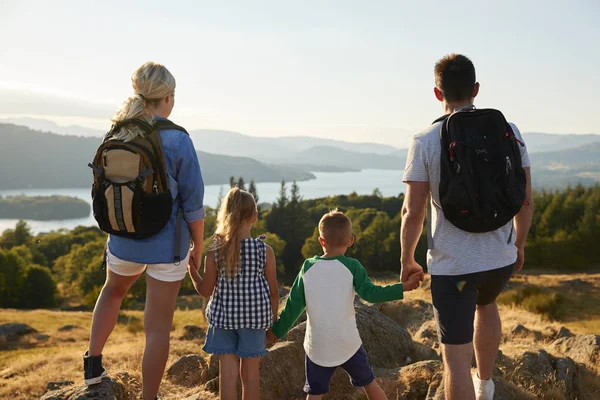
[319,209,352,247]
[212,187,257,278]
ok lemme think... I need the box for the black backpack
[89,119,189,260]
[435,108,527,233]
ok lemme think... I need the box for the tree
[248,180,259,203]
[229,176,236,188]
[216,186,224,211]
[0,220,32,249]
[0,249,26,307]
[372,188,383,198]
[20,265,58,308]
[290,181,302,203]
[237,177,246,190]
[276,180,288,209]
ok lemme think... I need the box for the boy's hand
[266,329,279,344]
[403,271,423,292]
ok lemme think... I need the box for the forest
[0,182,598,309]
[0,195,90,220]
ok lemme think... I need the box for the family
[84,54,533,400]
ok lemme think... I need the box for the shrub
[498,285,564,320]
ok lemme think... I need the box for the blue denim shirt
[108,118,205,264]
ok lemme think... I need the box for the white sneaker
[473,374,495,400]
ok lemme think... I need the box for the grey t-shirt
[402,119,531,276]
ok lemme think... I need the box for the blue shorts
[202,325,267,358]
[304,346,375,395]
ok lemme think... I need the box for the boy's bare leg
[306,395,323,400]
[364,380,387,400]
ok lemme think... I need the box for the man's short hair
[434,53,476,103]
[319,209,352,247]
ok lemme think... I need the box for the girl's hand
[266,329,279,344]
[189,245,203,272]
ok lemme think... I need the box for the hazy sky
[1,0,598,147]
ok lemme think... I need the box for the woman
[84,62,205,400]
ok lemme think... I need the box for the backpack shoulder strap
[432,114,450,125]
[153,119,189,135]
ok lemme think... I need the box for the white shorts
[106,249,190,282]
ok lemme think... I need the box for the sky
[0,0,599,147]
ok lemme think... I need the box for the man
[400,53,533,400]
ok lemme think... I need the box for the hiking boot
[473,373,495,400]
[83,351,107,385]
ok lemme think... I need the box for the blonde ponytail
[212,187,258,278]
[111,61,176,142]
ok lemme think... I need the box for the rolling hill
[0,124,313,190]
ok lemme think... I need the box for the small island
[0,195,90,220]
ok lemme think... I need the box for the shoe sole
[84,370,107,386]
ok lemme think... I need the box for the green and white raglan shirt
[271,255,404,367]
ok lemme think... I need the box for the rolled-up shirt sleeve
[176,135,205,222]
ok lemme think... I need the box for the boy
[267,210,422,400]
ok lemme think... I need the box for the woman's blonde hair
[111,61,176,141]
[212,187,257,278]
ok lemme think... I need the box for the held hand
[266,329,279,344]
[403,271,423,292]
[400,259,424,283]
[189,245,203,272]
[515,246,525,273]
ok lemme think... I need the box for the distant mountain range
[0,119,598,190]
[0,124,312,190]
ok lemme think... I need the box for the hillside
[0,124,312,190]
[0,195,89,220]
[522,132,600,153]
[530,142,600,188]
[1,274,599,399]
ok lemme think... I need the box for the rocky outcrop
[41,376,127,400]
[549,334,600,367]
[166,354,212,387]
[180,325,206,340]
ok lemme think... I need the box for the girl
[85,62,205,400]
[188,187,279,400]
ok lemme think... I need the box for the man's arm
[400,181,429,282]
[514,167,533,273]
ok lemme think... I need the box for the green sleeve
[271,263,307,338]
[351,259,404,303]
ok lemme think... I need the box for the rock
[510,324,542,341]
[556,327,575,339]
[560,278,591,287]
[40,376,127,400]
[206,354,219,381]
[184,392,219,400]
[398,360,443,399]
[508,349,581,399]
[414,320,439,348]
[511,324,531,336]
[278,286,290,298]
[166,354,211,387]
[36,334,51,342]
[550,334,600,367]
[46,381,74,391]
[58,325,82,332]
[259,334,306,399]
[258,301,417,399]
[0,323,37,340]
[180,325,206,340]
[427,373,530,400]
[378,299,434,332]
[412,342,441,362]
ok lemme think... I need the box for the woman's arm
[264,245,279,323]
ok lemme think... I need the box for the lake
[0,169,406,234]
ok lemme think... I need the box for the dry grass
[1,274,599,399]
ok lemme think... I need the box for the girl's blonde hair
[111,61,176,142]
[212,187,257,278]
